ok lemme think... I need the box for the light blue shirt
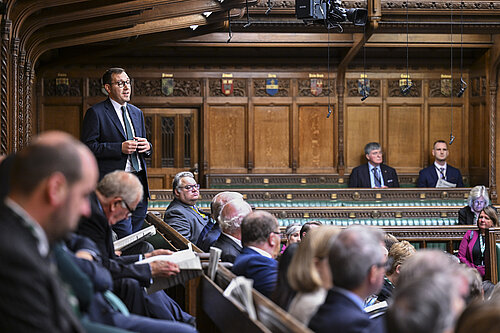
[368,163,384,188]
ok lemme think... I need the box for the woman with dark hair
[271,243,299,310]
[458,205,499,277]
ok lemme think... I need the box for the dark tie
[439,167,446,180]
[121,106,140,172]
[372,168,381,187]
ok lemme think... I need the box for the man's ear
[365,153,370,161]
[46,172,67,206]
[431,149,436,157]
[395,264,401,275]
[103,83,111,94]
[368,265,379,284]
[174,188,180,197]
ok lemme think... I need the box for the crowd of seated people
[3,134,500,333]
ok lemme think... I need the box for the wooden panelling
[208,105,246,172]
[469,103,485,168]
[387,105,422,171]
[253,105,290,172]
[42,105,81,137]
[298,105,335,172]
[429,105,464,169]
[346,105,381,169]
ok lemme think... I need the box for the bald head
[211,191,244,222]
[219,199,252,237]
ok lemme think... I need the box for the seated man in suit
[196,191,243,251]
[213,198,253,263]
[417,140,464,187]
[0,131,98,332]
[309,225,386,333]
[232,211,280,297]
[163,171,210,244]
[77,170,195,325]
[61,235,197,333]
[349,142,399,188]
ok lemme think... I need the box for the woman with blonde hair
[287,225,340,325]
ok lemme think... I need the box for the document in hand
[135,247,202,293]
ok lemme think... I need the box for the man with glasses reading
[163,171,210,243]
[81,67,152,240]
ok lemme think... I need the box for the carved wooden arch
[24,0,249,63]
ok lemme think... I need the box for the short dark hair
[241,211,277,246]
[433,140,447,149]
[11,141,82,195]
[102,67,125,86]
[300,221,322,239]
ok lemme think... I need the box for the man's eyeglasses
[179,184,200,191]
[121,200,135,216]
[110,80,131,88]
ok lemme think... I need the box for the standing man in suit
[417,140,464,187]
[0,131,98,332]
[349,142,399,188]
[309,225,387,333]
[81,67,152,238]
[232,211,280,297]
[213,198,253,263]
[163,171,209,243]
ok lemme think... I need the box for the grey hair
[218,199,252,234]
[172,171,194,195]
[211,191,244,222]
[467,185,490,207]
[387,273,457,333]
[330,225,385,290]
[97,170,143,206]
[364,142,381,155]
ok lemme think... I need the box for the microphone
[327,106,333,118]
[360,88,369,101]
[457,78,467,97]
[449,134,455,145]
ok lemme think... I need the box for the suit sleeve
[458,207,468,225]
[106,258,153,287]
[81,106,123,159]
[348,168,359,187]
[456,169,464,187]
[392,168,400,187]
[416,169,426,187]
[136,109,153,158]
[163,207,193,241]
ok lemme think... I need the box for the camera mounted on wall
[296,0,368,30]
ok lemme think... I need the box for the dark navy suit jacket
[81,98,151,197]
[232,247,278,297]
[77,192,152,287]
[0,203,84,333]
[309,289,384,333]
[213,233,243,263]
[417,164,464,187]
[348,163,399,188]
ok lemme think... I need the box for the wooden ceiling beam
[31,11,240,62]
[25,0,247,44]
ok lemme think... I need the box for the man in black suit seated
[349,142,399,188]
[0,131,98,332]
[309,225,386,333]
[417,140,464,187]
[77,170,195,325]
[213,198,253,263]
[163,171,210,244]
